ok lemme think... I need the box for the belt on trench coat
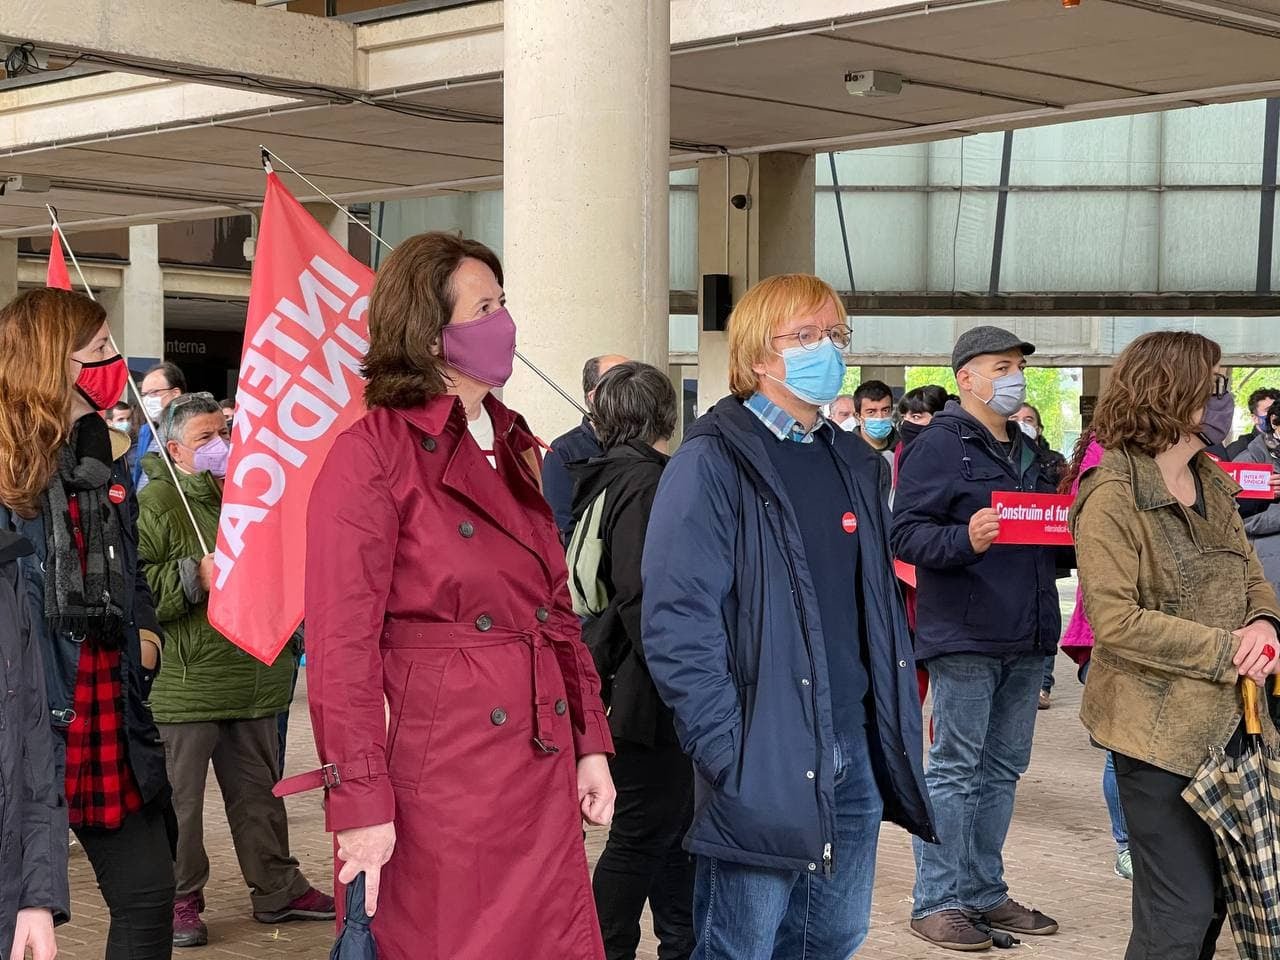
[274,621,564,800]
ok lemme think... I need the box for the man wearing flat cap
[891,325,1064,951]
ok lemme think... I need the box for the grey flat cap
[951,325,1036,372]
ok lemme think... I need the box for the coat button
[459,521,474,539]
[475,614,493,632]
[490,707,507,726]
[800,678,810,686]
[807,862,817,872]
[554,699,567,716]
[421,437,437,452]
[899,660,908,668]
[805,770,815,780]
[536,607,549,623]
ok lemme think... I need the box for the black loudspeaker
[702,274,732,331]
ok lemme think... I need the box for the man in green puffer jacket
[137,393,333,949]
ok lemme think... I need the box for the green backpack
[567,489,610,617]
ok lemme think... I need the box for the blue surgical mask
[862,417,894,441]
[969,369,1027,417]
[769,339,846,406]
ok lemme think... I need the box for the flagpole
[260,146,592,420]
[47,206,212,556]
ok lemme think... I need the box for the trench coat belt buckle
[527,630,561,756]
[272,756,388,799]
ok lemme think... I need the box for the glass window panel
[998,191,1159,292]
[816,191,927,292]
[1162,101,1266,186]
[925,192,998,293]
[1009,114,1160,188]
[1161,190,1261,291]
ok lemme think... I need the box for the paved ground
[58,588,1235,959]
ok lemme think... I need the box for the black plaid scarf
[41,415,127,644]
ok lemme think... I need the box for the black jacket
[891,402,1062,661]
[543,420,603,542]
[1227,428,1262,462]
[1,438,172,815]
[643,397,934,873]
[0,531,68,954]
[569,441,674,747]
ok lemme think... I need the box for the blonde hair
[0,289,106,516]
[727,274,844,399]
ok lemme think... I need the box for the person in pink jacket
[1060,436,1131,880]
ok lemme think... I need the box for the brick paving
[59,588,1235,958]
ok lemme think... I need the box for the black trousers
[74,802,176,960]
[1114,753,1226,960]
[592,740,696,960]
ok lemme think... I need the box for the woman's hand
[336,821,397,916]
[577,754,616,827]
[1233,619,1280,687]
[9,907,56,960]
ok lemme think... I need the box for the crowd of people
[1,240,1279,960]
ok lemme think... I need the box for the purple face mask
[442,307,517,387]
[192,436,230,478]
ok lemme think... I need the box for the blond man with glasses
[642,274,934,959]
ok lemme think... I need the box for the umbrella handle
[1243,678,1263,737]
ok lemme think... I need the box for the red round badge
[841,511,857,534]
[108,484,127,505]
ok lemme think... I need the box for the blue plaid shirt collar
[744,392,833,445]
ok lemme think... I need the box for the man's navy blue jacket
[642,396,935,874]
[891,402,1062,663]
[542,419,602,542]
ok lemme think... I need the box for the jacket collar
[391,391,533,448]
[1112,446,1240,511]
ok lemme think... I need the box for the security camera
[730,194,752,211]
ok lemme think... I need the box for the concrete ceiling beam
[0,0,359,93]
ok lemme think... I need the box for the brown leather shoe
[982,898,1059,936]
[909,910,994,951]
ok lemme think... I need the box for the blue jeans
[691,732,883,960]
[1041,654,1056,693]
[912,653,1042,918]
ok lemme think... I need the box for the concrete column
[859,365,908,390]
[304,203,350,251]
[103,225,164,361]
[502,0,670,442]
[1080,366,1112,429]
[696,152,816,413]
[0,239,16,305]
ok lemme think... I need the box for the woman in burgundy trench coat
[284,232,616,960]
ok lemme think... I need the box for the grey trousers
[159,716,311,913]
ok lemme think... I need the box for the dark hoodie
[568,440,674,747]
[891,401,1062,661]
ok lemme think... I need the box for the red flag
[47,229,72,290]
[207,173,374,664]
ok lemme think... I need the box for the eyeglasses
[771,324,852,351]
[140,385,179,398]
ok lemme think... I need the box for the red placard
[893,558,917,588]
[991,492,1075,546]
[1217,461,1275,500]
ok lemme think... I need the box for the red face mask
[75,355,129,411]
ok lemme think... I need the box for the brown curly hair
[0,289,106,516]
[1089,331,1221,458]
[362,232,504,409]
